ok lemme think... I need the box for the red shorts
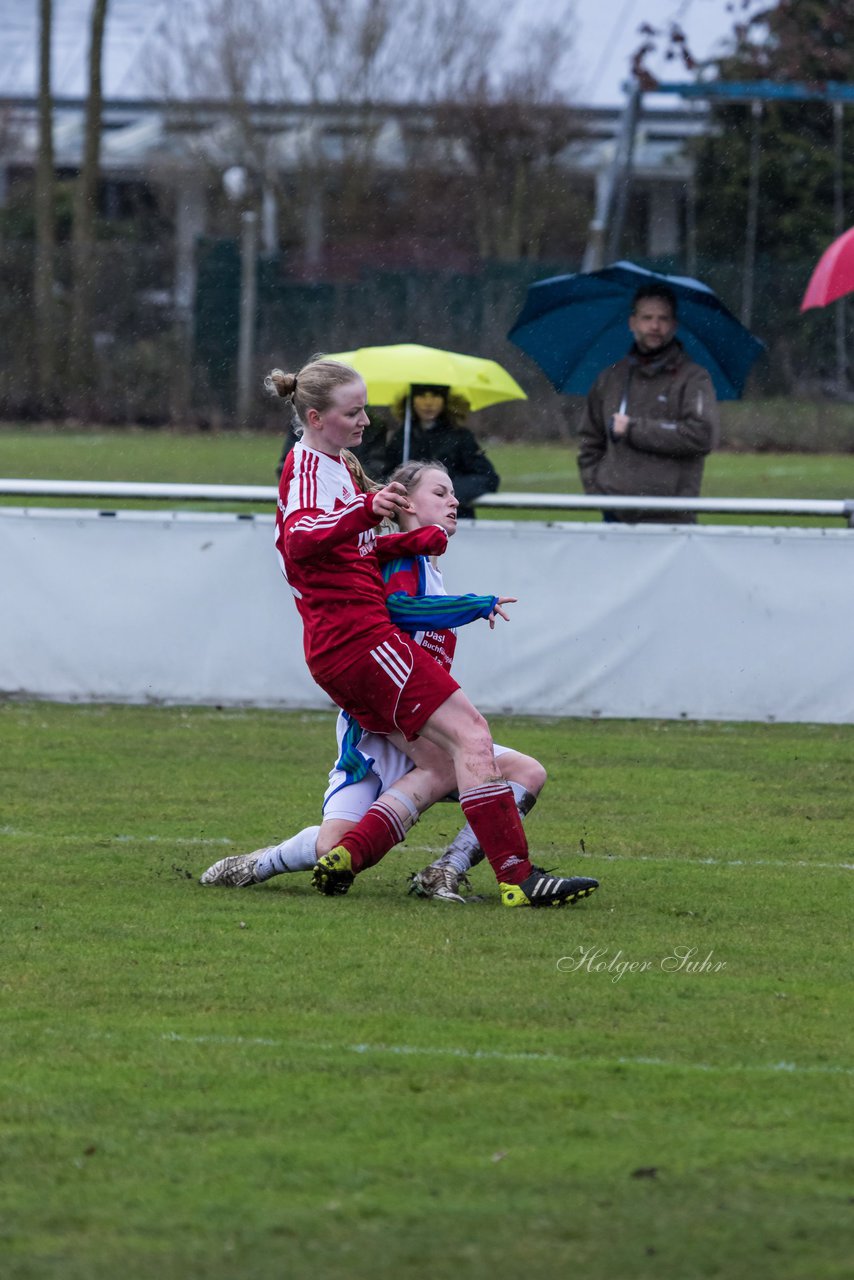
[317,632,459,741]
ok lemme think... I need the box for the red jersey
[274,442,448,683]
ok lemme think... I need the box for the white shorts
[322,712,509,824]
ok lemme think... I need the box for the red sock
[459,783,533,885]
[338,800,407,873]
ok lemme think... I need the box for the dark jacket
[384,420,500,519]
[577,340,719,523]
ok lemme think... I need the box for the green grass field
[2,702,852,1280]
[3,425,854,525]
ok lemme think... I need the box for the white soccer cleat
[408,863,472,904]
[199,849,267,887]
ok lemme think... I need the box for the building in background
[0,0,710,424]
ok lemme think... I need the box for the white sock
[254,826,321,881]
[441,785,537,875]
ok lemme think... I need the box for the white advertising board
[2,508,852,723]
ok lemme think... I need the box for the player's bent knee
[316,821,351,858]
[498,751,547,795]
[522,759,548,794]
[463,706,492,747]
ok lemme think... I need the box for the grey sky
[566,0,736,105]
[1,0,737,106]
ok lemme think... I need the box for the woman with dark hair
[384,383,500,519]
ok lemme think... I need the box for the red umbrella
[800,226,854,310]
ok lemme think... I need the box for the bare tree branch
[141,0,581,272]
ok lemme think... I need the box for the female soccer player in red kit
[269,355,591,907]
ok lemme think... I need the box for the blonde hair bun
[264,368,297,399]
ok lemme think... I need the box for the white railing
[477,492,854,522]
[1,478,853,523]
[0,479,278,501]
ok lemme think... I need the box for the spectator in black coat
[384,384,499,519]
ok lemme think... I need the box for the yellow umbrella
[324,343,527,411]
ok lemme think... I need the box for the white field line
[112,835,233,846]
[570,851,854,872]
[159,1032,853,1078]
[1,828,852,870]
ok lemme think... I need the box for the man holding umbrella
[577,282,720,523]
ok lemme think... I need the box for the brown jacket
[577,340,719,523]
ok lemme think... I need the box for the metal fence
[0,237,847,428]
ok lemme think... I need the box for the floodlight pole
[582,81,642,271]
[237,210,258,427]
[741,100,762,329]
[607,82,642,263]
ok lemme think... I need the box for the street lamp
[223,166,258,426]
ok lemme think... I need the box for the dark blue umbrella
[508,260,765,400]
